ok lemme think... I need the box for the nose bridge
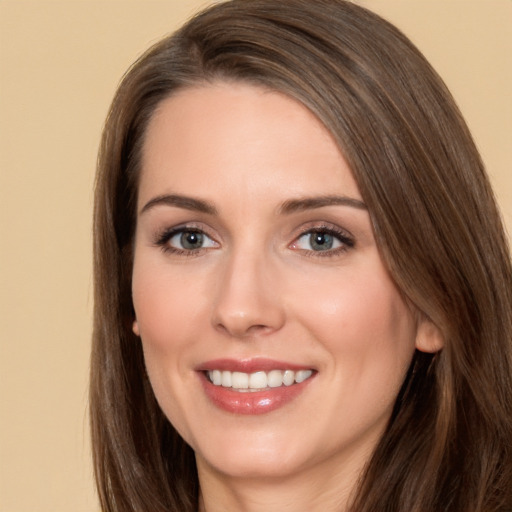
[211,241,285,338]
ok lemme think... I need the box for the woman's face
[132,83,437,484]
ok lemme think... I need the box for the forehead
[139,82,362,207]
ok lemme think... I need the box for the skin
[131,83,442,512]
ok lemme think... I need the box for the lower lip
[199,373,314,415]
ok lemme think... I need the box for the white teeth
[283,370,295,386]
[231,372,249,389]
[221,371,232,387]
[249,371,267,389]
[212,370,222,385]
[207,369,313,390]
[295,370,313,383]
[267,369,283,388]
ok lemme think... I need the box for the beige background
[0,1,510,511]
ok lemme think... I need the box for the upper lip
[195,358,314,373]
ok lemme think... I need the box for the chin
[197,449,307,481]
[192,425,313,480]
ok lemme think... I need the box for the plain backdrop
[1,1,510,510]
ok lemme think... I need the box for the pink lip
[195,358,312,373]
[195,358,315,415]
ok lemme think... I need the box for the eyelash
[153,223,355,258]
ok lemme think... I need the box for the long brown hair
[90,1,512,510]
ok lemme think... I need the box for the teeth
[283,370,295,386]
[295,370,312,383]
[212,370,222,386]
[221,371,232,387]
[267,369,283,388]
[207,369,313,390]
[249,371,267,389]
[231,372,249,389]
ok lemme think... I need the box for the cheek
[132,259,209,351]
[292,263,417,377]
[131,260,204,401]
[295,267,417,437]
[131,260,208,439]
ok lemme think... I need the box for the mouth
[205,369,314,391]
[197,359,316,415]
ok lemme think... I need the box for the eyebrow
[279,195,367,214]
[140,194,218,216]
[139,193,367,217]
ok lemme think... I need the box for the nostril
[249,324,272,333]
[214,321,274,338]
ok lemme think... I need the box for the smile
[197,360,316,414]
[206,369,314,391]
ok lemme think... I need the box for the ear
[415,318,443,353]
[132,319,140,337]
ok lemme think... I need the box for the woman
[90,1,512,510]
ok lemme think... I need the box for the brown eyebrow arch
[279,195,367,214]
[140,194,218,216]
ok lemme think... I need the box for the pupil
[311,232,333,251]
[181,231,203,250]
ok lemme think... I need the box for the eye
[171,230,214,250]
[291,227,354,255]
[156,227,218,254]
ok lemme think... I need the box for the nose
[211,249,286,339]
